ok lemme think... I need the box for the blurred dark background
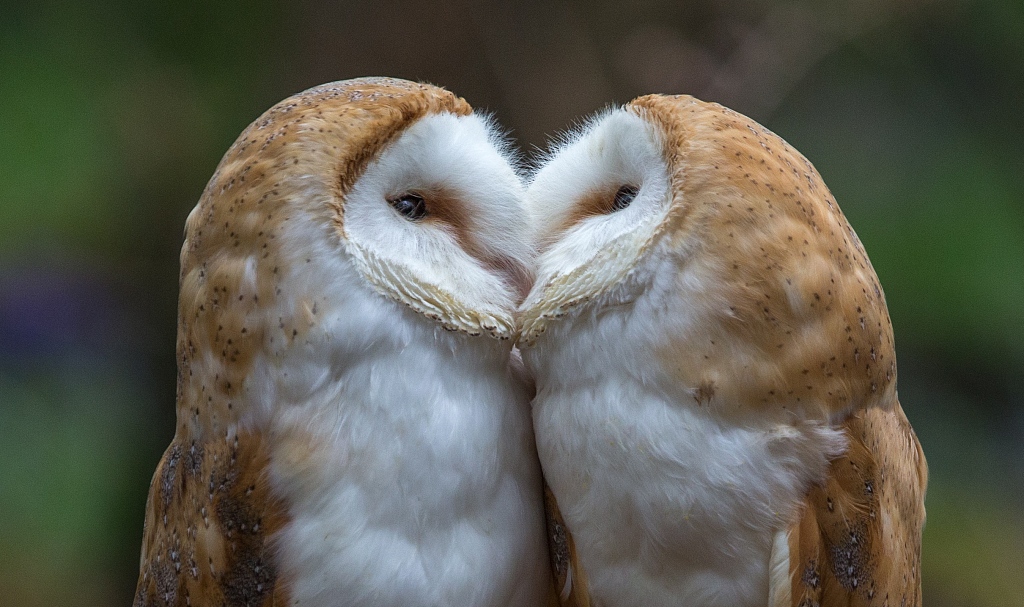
[1,0,1022,605]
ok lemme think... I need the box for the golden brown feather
[788,403,927,607]
[624,94,927,607]
[137,78,476,606]
[134,430,290,607]
[544,484,591,607]
[630,94,897,423]
[537,94,926,605]
[176,78,472,441]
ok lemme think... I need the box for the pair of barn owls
[135,78,926,607]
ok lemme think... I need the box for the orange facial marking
[421,187,534,303]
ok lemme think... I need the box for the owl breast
[524,263,846,607]
[242,260,549,607]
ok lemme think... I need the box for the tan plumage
[136,430,290,606]
[785,405,926,606]
[543,487,590,607]
[521,95,927,606]
[136,78,551,606]
[136,78,469,607]
[632,94,928,607]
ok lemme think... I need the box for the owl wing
[134,430,290,607]
[771,401,928,607]
[544,483,592,607]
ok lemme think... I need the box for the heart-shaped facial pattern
[134,80,925,607]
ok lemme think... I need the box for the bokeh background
[1,0,1022,605]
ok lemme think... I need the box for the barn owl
[133,78,552,607]
[520,95,927,607]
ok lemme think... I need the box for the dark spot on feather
[802,560,821,589]
[185,441,204,477]
[829,521,873,591]
[693,381,716,405]
[160,443,183,508]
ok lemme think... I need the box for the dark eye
[611,185,639,212]
[389,193,427,221]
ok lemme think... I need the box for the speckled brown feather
[176,78,471,440]
[788,403,927,607]
[630,94,898,422]
[621,95,926,605]
[544,484,590,607]
[136,79,473,606]
[135,431,290,607]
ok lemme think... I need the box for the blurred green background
[1,0,1022,605]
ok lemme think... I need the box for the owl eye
[611,185,639,212]
[389,193,427,221]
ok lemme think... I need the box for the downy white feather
[240,112,550,606]
[521,108,845,607]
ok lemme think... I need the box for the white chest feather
[243,273,549,607]
[525,285,844,607]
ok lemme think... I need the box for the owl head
[175,78,532,437]
[519,95,896,421]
